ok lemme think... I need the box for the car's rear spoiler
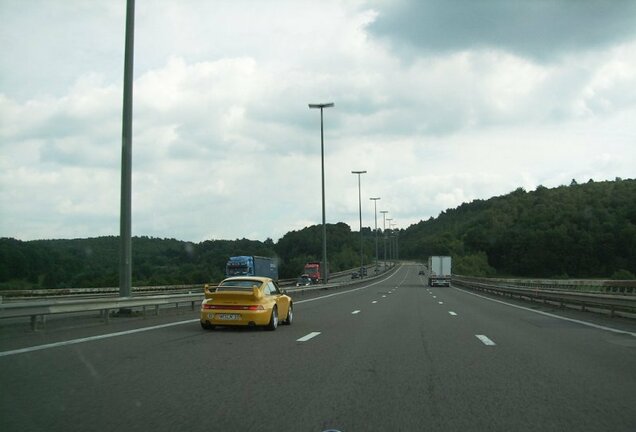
[203,284,262,300]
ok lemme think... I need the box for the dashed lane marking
[476,335,496,346]
[297,332,321,342]
[351,310,361,315]
[449,311,457,316]
[0,267,409,357]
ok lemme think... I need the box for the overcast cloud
[1,0,635,242]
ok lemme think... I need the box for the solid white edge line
[297,332,321,342]
[0,319,200,357]
[1,266,406,357]
[294,269,402,305]
[476,334,496,346]
[455,287,636,337]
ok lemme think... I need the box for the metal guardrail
[0,263,398,330]
[453,275,636,294]
[0,293,204,331]
[0,263,390,302]
[453,275,636,317]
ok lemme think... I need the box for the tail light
[202,304,264,311]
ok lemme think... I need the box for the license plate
[217,314,241,320]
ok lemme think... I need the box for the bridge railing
[0,263,398,330]
[0,263,392,302]
[453,275,636,317]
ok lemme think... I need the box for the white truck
[428,256,452,287]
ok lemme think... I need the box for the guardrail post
[30,315,38,331]
[104,309,110,324]
[155,305,160,316]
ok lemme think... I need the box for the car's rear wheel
[282,303,293,325]
[266,306,278,331]
[201,321,215,330]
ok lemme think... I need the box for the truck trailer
[428,256,451,287]
[225,256,278,281]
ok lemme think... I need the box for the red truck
[303,261,328,283]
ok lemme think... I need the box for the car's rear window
[216,280,262,291]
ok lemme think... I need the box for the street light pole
[352,170,367,277]
[380,210,388,266]
[119,0,135,299]
[391,222,398,261]
[309,102,334,283]
[370,197,380,269]
[386,218,393,262]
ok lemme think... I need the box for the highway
[1,263,635,432]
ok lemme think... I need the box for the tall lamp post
[386,218,393,263]
[369,197,380,269]
[380,210,388,266]
[308,102,334,283]
[391,222,398,261]
[352,170,367,277]
[120,0,135,299]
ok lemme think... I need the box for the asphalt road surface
[1,264,635,432]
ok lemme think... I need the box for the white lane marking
[433,296,437,299]
[455,287,636,337]
[449,311,458,316]
[382,295,387,298]
[297,332,321,342]
[476,335,496,346]
[0,319,200,358]
[438,302,444,305]
[372,300,378,304]
[351,310,361,315]
[0,266,411,358]
[295,270,402,305]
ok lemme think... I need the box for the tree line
[399,178,636,279]
[1,178,634,289]
[0,223,377,289]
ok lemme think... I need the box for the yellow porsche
[200,276,293,331]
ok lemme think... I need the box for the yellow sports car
[200,276,293,330]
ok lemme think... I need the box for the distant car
[361,267,367,276]
[351,271,360,279]
[418,270,425,275]
[201,276,293,331]
[296,274,312,286]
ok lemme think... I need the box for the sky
[1,0,635,242]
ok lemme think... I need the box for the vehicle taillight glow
[202,304,264,310]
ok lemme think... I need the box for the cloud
[369,0,636,62]
[1,1,635,242]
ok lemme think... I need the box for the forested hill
[1,179,634,289]
[0,223,374,290]
[400,178,636,279]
